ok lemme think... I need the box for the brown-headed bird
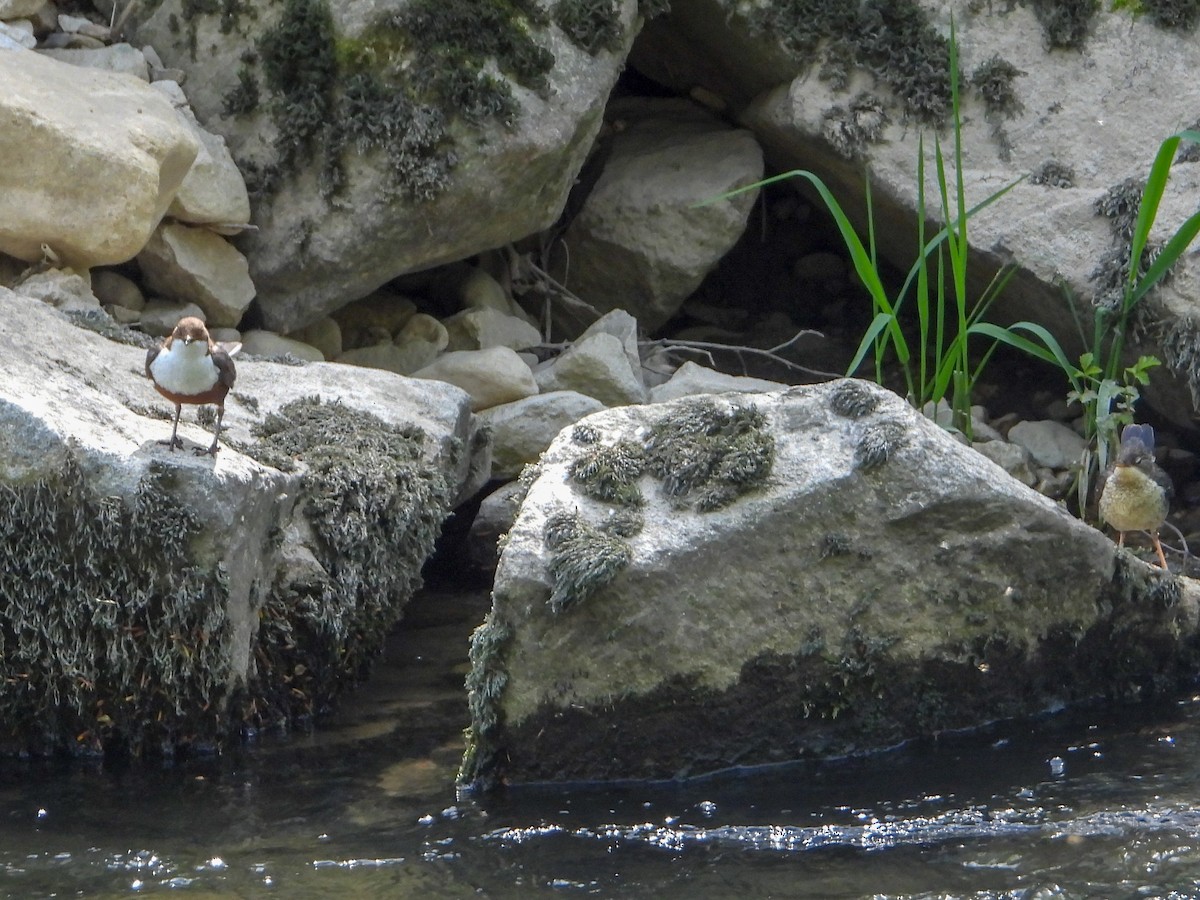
[1098,423,1172,568]
[145,317,237,455]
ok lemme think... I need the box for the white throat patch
[150,339,220,396]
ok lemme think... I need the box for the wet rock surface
[0,289,482,756]
[462,380,1200,786]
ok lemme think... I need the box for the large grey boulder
[460,380,1199,786]
[553,97,764,336]
[635,1,1200,424]
[0,48,198,267]
[0,288,484,756]
[128,0,642,332]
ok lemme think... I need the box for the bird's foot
[158,436,184,451]
[194,443,220,457]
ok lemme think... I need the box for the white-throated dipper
[145,317,236,455]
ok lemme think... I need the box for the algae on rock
[460,382,1200,788]
[0,451,233,756]
[244,397,453,721]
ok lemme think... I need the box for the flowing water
[3,588,1200,899]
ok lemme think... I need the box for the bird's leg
[1117,531,1125,549]
[159,403,184,451]
[1152,531,1169,569]
[198,404,224,456]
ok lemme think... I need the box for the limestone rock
[27,2,55,35]
[397,313,449,352]
[12,268,99,312]
[163,104,252,226]
[240,329,324,362]
[413,347,539,412]
[333,291,418,351]
[461,380,1200,786]
[457,267,533,324]
[0,49,198,268]
[287,316,341,360]
[649,360,785,403]
[0,0,48,20]
[57,14,107,37]
[0,286,484,756]
[973,439,1037,486]
[444,307,542,353]
[553,98,764,336]
[337,340,437,377]
[535,332,649,407]
[467,480,527,577]
[0,18,34,47]
[104,303,141,325]
[129,0,641,333]
[93,269,145,311]
[140,299,205,336]
[579,309,642,375]
[1007,420,1088,470]
[208,326,241,344]
[37,42,149,80]
[479,391,607,479]
[136,221,255,327]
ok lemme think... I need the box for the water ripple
[484,801,1200,855]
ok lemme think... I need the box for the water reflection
[2,588,1200,898]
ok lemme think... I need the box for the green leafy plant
[976,127,1200,514]
[704,18,1021,437]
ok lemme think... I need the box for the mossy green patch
[258,0,338,177]
[1090,176,1174,313]
[643,399,775,510]
[737,0,950,126]
[178,0,253,57]
[1030,159,1076,188]
[238,0,588,201]
[222,65,260,117]
[553,0,625,55]
[460,612,513,790]
[1023,0,1100,49]
[568,440,646,505]
[1094,176,1145,241]
[970,55,1025,119]
[855,420,908,470]
[244,398,452,721]
[821,93,890,160]
[544,511,633,612]
[0,452,232,757]
[1114,0,1200,29]
[829,378,883,419]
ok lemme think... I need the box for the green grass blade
[893,175,1024,306]
[969,321,1081,394]
[847,312,899,376]
[1131,206,1200,303]
[1126,134,1182,298]
[916,134,930,398]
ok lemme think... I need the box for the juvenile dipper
[1098,423,1172,569]
[145,317,236,455]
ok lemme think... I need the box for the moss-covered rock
[0,453,234,755]
[460,381,1200,788]
[240,398,453,720]
[128,0,641,333]
[0,289,478,757]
